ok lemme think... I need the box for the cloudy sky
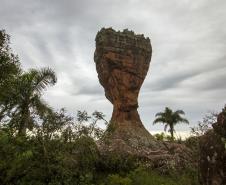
[1,0,226,137]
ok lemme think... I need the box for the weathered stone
[94,28,153,142]
[199,107,226,184]
[94,28,194,172]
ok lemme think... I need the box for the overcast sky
[1,0,226,137]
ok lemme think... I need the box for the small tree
[75,110,107,139]
[8,68,57,136]
[190,111,217,136]
[153,107,189,140]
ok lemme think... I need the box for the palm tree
[10,67,57,136]
[153,107,189,140]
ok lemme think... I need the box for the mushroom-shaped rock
[94,28,154,145]
[94,28,194,172]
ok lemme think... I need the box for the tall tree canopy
[0,30,21,123]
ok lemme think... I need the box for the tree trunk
[18,106,29,136]
[170,125,174,140]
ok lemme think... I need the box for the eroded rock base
[98,125,194,172]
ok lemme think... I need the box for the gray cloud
[73,84,104,96]
[1,0,226,134]
[145,54,226,91]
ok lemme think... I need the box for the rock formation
[94,28,155,145]
[94,28,194,171]
[199,106,226,184]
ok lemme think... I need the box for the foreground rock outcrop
[94,28,194,171]
[199,106,226,184]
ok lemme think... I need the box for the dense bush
[0,129,199,185]
[0,129,100,185]
[102,167,199,185]
[97,152,137,174]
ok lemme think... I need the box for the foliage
[71,110,107,140]
[0,30,21,84]
[73,136,100,173]
[184,136,200,160]
[153,132,175,141]
[103,167,199,185]
[0,30,57,136]
[190,111,217,136]
[0,30,21,123]
[153,107,189,140]
[107,174,132,185]
[97,152,137,174]
[0,130,199,185]
[0,30,199,185]
[9,68,57,136]
[0,128,100,185]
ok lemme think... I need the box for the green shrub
[0,130,100,185]
[0,130,198,185]
[97,152,137,174]
[128,167,199,185]
[102,167,199,185]
[73,136,100,173]
[129,168,178,185]
[107,174,132,185]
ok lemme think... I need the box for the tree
[38,108,73,141]
[75,110,107,139]
[0,30,21,121]
[0,30,21,83]
[9,68,57,136]
[153,107,189,140]
[190,111,217,136]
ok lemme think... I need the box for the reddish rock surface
[94,28,151,134]
[94,28,194,171]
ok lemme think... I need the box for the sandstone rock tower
[94,28,155,147]
[94,28,194,170]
